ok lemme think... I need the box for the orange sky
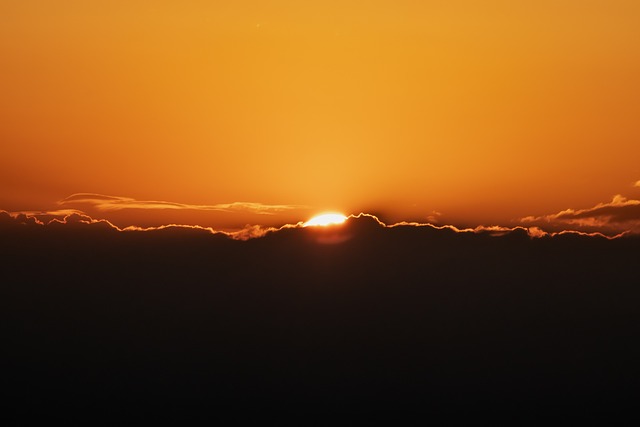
[2,1,640,230]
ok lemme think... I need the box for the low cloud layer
[0,209,289,241]
[1,208,624,243]
[4,199,639,424]
[12,191,640,238]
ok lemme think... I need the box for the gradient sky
[2,1,640,230]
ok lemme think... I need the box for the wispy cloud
[13,209,86,218]
[521,194,640,235]
[58,193,306,215]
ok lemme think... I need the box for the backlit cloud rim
[1,209,629,242]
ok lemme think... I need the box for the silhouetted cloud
[12,209,89,222]
[0,209,300,241]
[521,195,640,235]
[3,204,639,425]
[58,193,306,215]
[2,209,625,241]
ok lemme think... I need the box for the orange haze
[2,1,640,230]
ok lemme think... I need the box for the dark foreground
[2,216,639,424]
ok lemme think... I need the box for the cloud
[0,209,297,241]
[426,210,442,223]
[520,194,640,235]
[5,205,640,424]
[228,224,278,240]
[2,208,625,243]
[635,180,640,188]
[12,209,88,219]
[58,193,306,215]
[0,210,44,226]
[0,210,116,229]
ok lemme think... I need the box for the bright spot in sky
[304,213,348,227]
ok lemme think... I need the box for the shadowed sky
[2,1,640,229]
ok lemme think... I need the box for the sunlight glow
[304,213,348,227]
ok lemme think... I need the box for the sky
[2,0,640,232]
[4,3,640,421]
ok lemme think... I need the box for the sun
[304,213,348,227]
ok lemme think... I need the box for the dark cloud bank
[2,212,640,424]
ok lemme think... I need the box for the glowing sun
[304,213,348,227]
